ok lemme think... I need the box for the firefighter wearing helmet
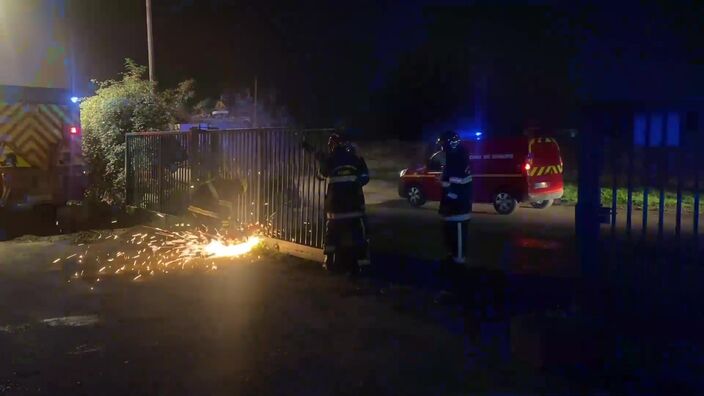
[437,130,473,266]
[317,132,370,274]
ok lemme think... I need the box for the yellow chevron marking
[0,143,32,167]
[37,106,65,134]
[45,104,73,125]
[0,103,22,119]
[22,118,61,145]
[527,164,563,177]
[0,103,68,169]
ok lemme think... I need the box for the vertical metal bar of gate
[657,115,666,241]
[125,135,132,205]
[286,131,293,242]
[158,136,164,213]
[296,132,302,244]
[675,132,683,240]
[278,130,286,240]
[125,128,328,249]
[610,136,618,233]
[626,138,634,237]
[642,115,650,239]
[256,130,262,227]
[696,172,701,241]
[694,128,701,246]
[305,133,312,246]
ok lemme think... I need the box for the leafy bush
[80,59,194,204]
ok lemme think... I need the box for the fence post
[189,128,201,185]
[157,135,165,212]
[576,111,605,282]
[642,114,650,240]
[125,135,133,205]
[256,129,263,226]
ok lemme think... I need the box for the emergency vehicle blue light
[474,131,483,137]
[70,96,79,104]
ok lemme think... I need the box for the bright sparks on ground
[53,227,263,286]
[203,236,262,258]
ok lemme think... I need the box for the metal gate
[125,128,332,250]
[578,106,704,272]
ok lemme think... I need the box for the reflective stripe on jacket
[439,145,473,221]
[319,146,369,218]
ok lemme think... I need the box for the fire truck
[0,86,84,209]
[399,136,564,214]
[0,1,85,214]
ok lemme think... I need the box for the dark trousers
[444,220,469,264]
[324,216,369,261]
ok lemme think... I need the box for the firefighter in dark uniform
[437,130,473,267]
[318,133,370,273]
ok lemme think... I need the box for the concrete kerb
[125,206,325,263]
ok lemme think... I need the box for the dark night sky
[65,0,704,136]
[69,1,392,101]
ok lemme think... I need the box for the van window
[428,151,445,172]
[530,140,561,165]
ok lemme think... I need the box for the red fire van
[398,137,564,214]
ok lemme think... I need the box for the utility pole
[253,76,258,128]
[146,0,155,82]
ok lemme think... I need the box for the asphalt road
[365,180,703,274]
[0,231,582,395]
[364,180,578,277]
[1,181,703,394]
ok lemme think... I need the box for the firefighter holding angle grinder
[305,132,370,275]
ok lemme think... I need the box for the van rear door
[526,138,564,199]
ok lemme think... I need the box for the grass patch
[562,183,702,211]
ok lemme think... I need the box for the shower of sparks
[55,227,262,284]
[203,237,262,258]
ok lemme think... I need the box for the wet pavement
[1,194,703,394]
[0,232,566,396]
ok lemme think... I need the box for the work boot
[323,254,335,272]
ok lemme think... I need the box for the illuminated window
[633,114,646,146]
[666,113,680,147]
[633,112,680,147]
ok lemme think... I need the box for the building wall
[0,0,70,89]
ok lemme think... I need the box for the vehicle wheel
[493,192,518,215]
[530,199,554,209]
[406,185,426,207]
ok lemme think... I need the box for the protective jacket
[439,144,472,221]
[319,145,369,219]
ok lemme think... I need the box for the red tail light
[524,163,531,171]
[69,126,80,135]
